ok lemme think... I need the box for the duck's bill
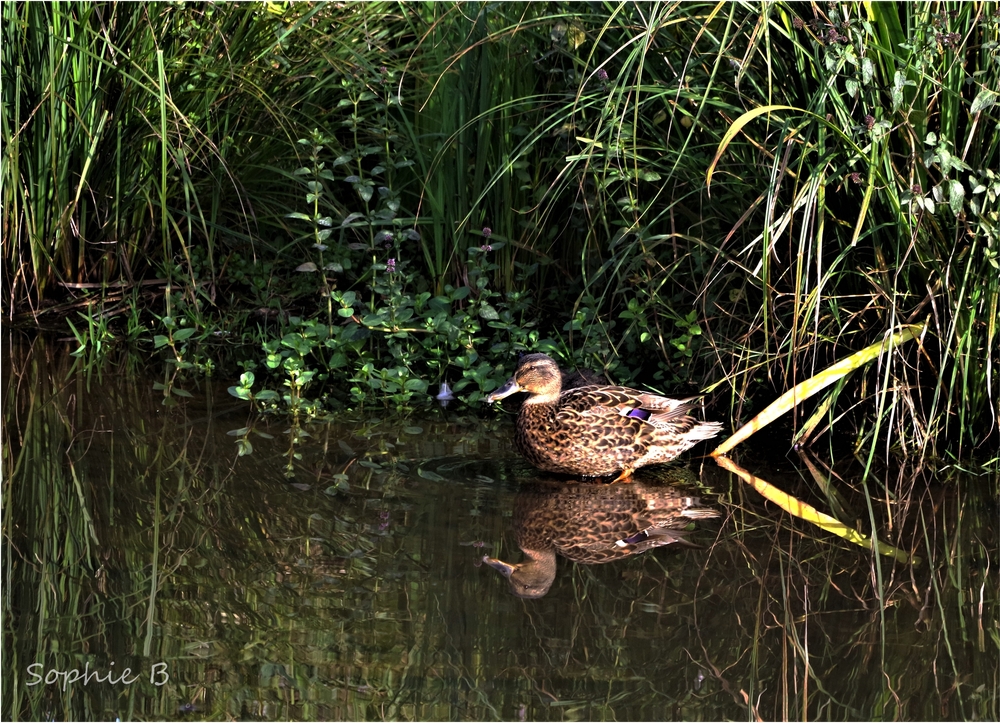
[481,556,515,577]
[485,378,521,403]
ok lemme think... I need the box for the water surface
[4,335,997,721]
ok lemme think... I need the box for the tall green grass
[3,3,235,309]
[471,1,999,456]
[0,3,412,315]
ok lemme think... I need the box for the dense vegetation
[3,1,998,461]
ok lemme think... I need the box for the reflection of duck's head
[483,477,720,598]
[482,549,556,599]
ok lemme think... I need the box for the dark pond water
[4,335,998,721]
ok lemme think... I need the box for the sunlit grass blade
[792,373,851,447]
[712,324,924,457]
[706,104,799,192]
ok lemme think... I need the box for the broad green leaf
[861,57,874,85]
[228,386,251,400]
[949,180,965,216]
[404,378,428,392]
[971,89,997,115]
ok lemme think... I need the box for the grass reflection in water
[4,336,997,721]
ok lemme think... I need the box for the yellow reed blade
[706,104,798,191]
[711,324,924,457]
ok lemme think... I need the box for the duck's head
[486,353,562,404]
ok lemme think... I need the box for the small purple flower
[482,227,492,239]
[379,510,390,530]
[792,16,804,30]
[849,172,862,184]
[864,114,876,131]
[480,244,492,253]
[597,68,609,82]
[386,258,396,273]
[912,184,922,195]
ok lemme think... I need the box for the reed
[3,1,996,458]
[473,1,999,456]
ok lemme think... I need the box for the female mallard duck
[482,478,720,598]
[486,353,722,480]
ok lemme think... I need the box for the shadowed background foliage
[3,1,998,460]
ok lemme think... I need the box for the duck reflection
[483,475,720,599]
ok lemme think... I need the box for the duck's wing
[556,386,699,424]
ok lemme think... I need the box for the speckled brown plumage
[482,477,720,598]
[486,353,723,478]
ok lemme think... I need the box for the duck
[482,476,720,598]
[486,353,723,480]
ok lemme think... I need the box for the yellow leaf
[706,105,799,192]
[711,324,923,457]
